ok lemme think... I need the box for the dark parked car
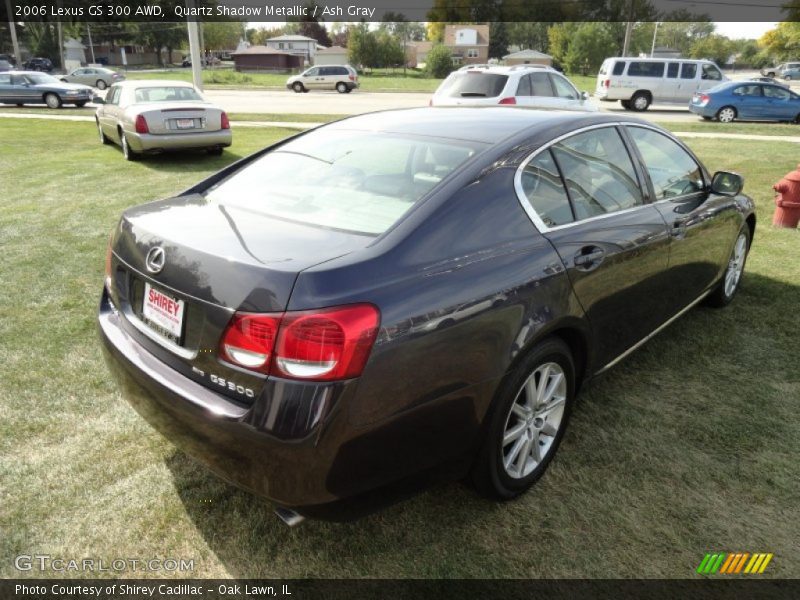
[690,81,800,123]
[0,71,93,108]
[99,108,755,522]
[22,57,53,72]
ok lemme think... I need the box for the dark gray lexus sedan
[99,108,755,522]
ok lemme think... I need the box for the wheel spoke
[540,420,558,437]
[529,430,542,464]
[516,434,533,474]
[542,372,563,405]
[511,403,528,419]
[503,421,526,446]
[504,435,526,472]
[539,395,565,415]
[535,365,551,406]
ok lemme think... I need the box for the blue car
[690,81,800,123]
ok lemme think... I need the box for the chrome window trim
[514,122,648,233]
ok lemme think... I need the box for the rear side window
[444,73,509,98]
[667,63,679,78]
[613,61,626,75]
[733,85,761,97]
[519,150,574,228]
[628,62,665,77]
[530,72,554,96]
[516,75,531,96]
[627,126,704,200]
[203,130,485,236]
[680,63,697,79]
[551,127,643,220]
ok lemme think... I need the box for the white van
[595,57,728,111]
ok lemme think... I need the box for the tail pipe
[275,506,305,527]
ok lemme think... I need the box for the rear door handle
[573,247,605,269]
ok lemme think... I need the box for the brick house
[444,24,490,66]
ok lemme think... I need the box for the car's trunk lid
[134,102,220,134]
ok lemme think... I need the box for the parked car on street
[689,81,800,122]
[286,65,359,93]
[431,65,595,111]
[0,53,16,66]
[0,59,12,72]
[60,66,125,90]
[761,62,800,78]
[94,80,231,160]
[99,107,755,522]
[0,71,93,107]
[596,57,727,111]
[22,57,53,72]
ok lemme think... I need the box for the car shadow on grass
[121,148,246,173]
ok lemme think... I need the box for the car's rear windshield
[440,72,509,98]
[133,86,203,103]
[204,129,487,235]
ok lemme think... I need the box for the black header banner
[0,0,794,23]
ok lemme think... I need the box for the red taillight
[498,97,517,105]
[348,74,355,81]
[220,313,281,373]
[220,111,230,129]
[220,304,380,381]
[604,79,610,88]
[134,114,149,134]
[699,94,710,104]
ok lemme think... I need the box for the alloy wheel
[718,107,736,123]
[501,362,567,479]
[724,233,747,298]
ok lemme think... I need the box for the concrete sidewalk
[1,111,798,140]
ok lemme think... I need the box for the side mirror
[581,91,590,101]
[93,96,105,104]
[710,171,743,196]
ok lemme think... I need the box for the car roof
[115,79,195,88]
[455,65,555,75]
[324,107,646,145]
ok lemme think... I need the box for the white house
[265,34,318,65]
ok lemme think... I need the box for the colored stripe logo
[697,552,773,575]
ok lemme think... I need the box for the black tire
[766,71,776,77]
[16,103,23,107]
[96,79,107,90]
[702,116,712,121]
[630,92,650,111]
[716,106,737,123]
[97,119,111,145]
[336,82,348,94]
[120,132,138,161]
[44,93,62,109]
[620,99,632,110]
[471,337,575,500]
[345,87,353,93]
[207,147,223,156]
[706,225,751,308]
[292,82,304,93]
[786,75,793,81]
[74,101,87,107]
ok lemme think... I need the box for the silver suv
[286,65,359,94]
[431,65,595,112]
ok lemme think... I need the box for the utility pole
[650,22,660,58]
[87,24,95,64]
[4,0,21,65]
[622,22,633,57]
[185,0,203,90]
[56,0,65,70]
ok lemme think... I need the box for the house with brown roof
[444,24,490,66]
[231,46,303,73]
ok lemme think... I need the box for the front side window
[763,85,792,100]
[627,126,704,200]
[701,64,722,81]
[628,62,665,77]
[519,150,574,228]
[550,74,578,99]
[551,127,643,220]
[204,130,485,235]
[304,68,319,76]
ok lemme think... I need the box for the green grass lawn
[1,119,798,579]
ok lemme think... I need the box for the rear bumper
[127,129,232,152]
[689,104,715,118]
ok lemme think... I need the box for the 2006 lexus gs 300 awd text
[99,108,755,521]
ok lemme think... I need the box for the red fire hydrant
[773,164,800,228]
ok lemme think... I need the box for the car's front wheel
[292,82,304,93]
[44,93,62,109]
[471,337,575,500]
[707,226,750,307]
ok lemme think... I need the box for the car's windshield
[25,73,58,84]
[439,72,509,98]
[133,86,203,103]
[204,129,486,235]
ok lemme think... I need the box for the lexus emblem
[145,247,166,274]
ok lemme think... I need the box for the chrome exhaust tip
[275,506,305,527]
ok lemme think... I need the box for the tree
[426,44,453,78]
[287,1,332,47]
[563,23,617,74]
[489,22,509,60]
[203,22,244,52]
[760,22,800,62]
[689,34,734,66]
[547,23,579,66]
[508,22,551,53]
[348,23,378,69]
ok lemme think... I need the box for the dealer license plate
[142,282,185,343]
[175,118,195,129]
